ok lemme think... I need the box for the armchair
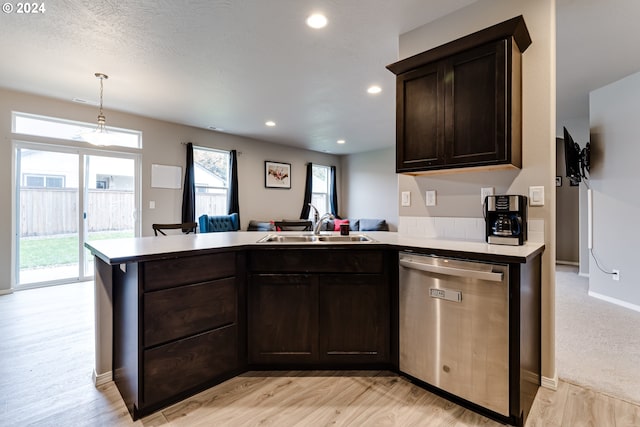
[198,213,240,233]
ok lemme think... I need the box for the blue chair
[198,213,240,233]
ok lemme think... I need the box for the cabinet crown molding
[386,15,531,76]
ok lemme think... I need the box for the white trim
[93,369,112,387]
[541,374,558,390]
[0,289,13,296]
[588,291,640,313]
[578,272,590,278]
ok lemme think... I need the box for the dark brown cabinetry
[387,15,531,174]
[247,249,390,366]
[112,251,242,419]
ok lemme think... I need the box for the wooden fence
[20,189,229,237]
[20,188,134,237]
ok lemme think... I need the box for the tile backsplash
[398,216,545,243]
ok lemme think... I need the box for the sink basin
[256,234,375,243]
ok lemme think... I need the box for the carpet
[555,264,640,404]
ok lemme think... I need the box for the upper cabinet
[387,16,531,174]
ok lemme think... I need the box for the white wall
[0,87,340,292]
[340,147,398,230]
[589,70,640,310]
[396,0,557,383]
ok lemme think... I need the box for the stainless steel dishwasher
[399,252,510,416]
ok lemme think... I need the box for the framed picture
[555,176,562,187]
[265,161,291,189]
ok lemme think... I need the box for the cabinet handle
[399,258,503,282]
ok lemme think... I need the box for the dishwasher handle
[399,257,504,282]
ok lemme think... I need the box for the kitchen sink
[256,234,375,243]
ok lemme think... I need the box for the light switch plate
[425,190,436,207]
[149,200,156,209]
[529,186,545,206]
[401,191,411,207]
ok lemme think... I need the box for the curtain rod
[181,142,241,155]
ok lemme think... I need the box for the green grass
[20,231,133,269]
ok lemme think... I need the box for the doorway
[15,143,139,288]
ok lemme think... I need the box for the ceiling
[556,0,640,128]
[1,0,639,154]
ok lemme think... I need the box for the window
[23,174,65,188]
[311,164,331,216]
[12,111,142,149]
[193,147,230,218]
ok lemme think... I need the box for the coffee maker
[484,195,528,245]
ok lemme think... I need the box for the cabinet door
[144,277,237,348]
[319,274,389,364]
[248,274,317,364]
[444,39,508,167]
[396,61,445,172]
[143,324,237,407]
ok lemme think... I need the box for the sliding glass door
[16,148,80,285]
[83,154,136,277]
[15,143,139,288]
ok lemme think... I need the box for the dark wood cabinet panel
[447,40,506,165]
[247,250,391,367]
[112,251,240,419]
[144,277,237,347]
[144,252,235,291]
[143,324,237,406]
[319,274,389,363]
[388,16,530,174]
[396,62,445,171]
[248,249,383,274]
[248,274,317,364]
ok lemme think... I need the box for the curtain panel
[227,149,240,225]
[299,162,313,220]
[181,142,195,224]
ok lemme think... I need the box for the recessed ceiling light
[367,85,382,94]
[265,120,276,127]
[337,139,346,144]
[306,13,327,29]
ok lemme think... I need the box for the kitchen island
[86,231,544,426]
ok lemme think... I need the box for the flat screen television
[563,126,590,184]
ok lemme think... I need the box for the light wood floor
[1,282,639,426]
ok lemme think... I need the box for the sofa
[246,217,389,232]
[198,213,240,233]
[321,218,389,232]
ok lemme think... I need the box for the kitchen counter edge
[85,231,545,266]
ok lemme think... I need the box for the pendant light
[82,72,111,146]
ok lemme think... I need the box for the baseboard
[588,291,640,313]
[541,374,558,390]
[93,369,112,387]
[0,289,13,296]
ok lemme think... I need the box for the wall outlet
[613,269,620,281]
[149,200,156,209]
[481,187,494,204]
[425,190,436,207]
[401,191,411,207]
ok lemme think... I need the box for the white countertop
[86,231,544,265]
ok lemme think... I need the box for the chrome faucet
[314,212,335,235]
[308,203,320,225]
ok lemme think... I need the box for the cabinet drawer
[249,250,383,273]
[144,278,237,347]
[144,252,236,291]
[143,324,237,406]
